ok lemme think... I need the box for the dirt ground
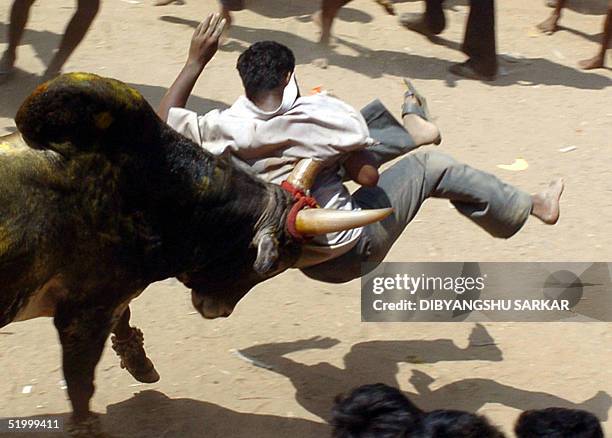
[1,0,611,436]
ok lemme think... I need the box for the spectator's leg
[319,0,352,45]
[578,4,611,69]
[449,0,497,80]
[0,0,36,78]
[399,0,446,36]
[218,0,244,29]
[537,0,568,34]
[44,0,100,79]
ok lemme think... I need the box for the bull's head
[182,158,392,319]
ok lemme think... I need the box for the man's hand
[187,13,226,69]
[157,13,226,121]
[344,150,379,187]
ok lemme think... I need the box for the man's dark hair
[420,410,506,438]
[515,408,603,438]
[236,41,295,101]
[331,383,424,438]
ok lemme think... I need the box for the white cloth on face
[166,74,376,267]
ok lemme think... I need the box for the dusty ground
[1,0,611,436]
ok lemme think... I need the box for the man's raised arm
[157,13,226,121]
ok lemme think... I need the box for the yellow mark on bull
[128,87,142,101]
[0,226,12,256]
[95,112,114,130]
[108,79,143,109]
[69,72,98,82]
[198,175,210,192]
[0,141,23,155]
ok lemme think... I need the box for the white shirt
[166,75,375,267]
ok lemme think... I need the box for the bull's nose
[191,291,233,319]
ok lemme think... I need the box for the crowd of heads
[331,383,604,438]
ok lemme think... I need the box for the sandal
[401,78,441,145]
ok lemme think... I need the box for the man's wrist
[183,60,206,76]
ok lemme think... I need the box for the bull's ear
[253,234,279,276]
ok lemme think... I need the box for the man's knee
[413,150,459,174]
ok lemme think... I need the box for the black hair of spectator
[331,383,424,438]
[420,409,506,438]
[236,41,296,101]
[515,407,604,438]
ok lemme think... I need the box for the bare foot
[0,51,16,84]
[402,105,440,146]
[578,55,605,70]
[531,178,564,224]
[537,14,560,34]
[314,10,334,45]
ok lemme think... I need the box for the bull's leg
[53,305,112,437]
[110,306,160,383]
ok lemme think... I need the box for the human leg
[399,0,446,36]
[537,0,568,34]
[318,0,352,45]
[449,0,497,80]
[578,4,611,69]
[44,0,100,79]
[0,0,36,80]
[359,81,440,169]
[302,151,561,283]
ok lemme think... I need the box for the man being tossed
[158,14,563,282]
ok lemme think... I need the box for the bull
[0,73,390,437]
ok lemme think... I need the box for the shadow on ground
[8,324,611,437]
[239,325,612,422]
[14,391,327,438]
[159,16,611,89]
[0,22,61,68]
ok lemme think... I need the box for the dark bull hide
[0,73,389,436]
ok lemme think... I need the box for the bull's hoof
[111,327,160,383]
[68,414,113,438]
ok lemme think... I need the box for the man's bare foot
[578,54,605,70]
[537,14,560,34]
[531,178,564,224]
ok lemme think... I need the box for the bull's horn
[287,158,323,192]
[295,207,393,235]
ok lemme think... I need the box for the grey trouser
[301,100,532,283]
